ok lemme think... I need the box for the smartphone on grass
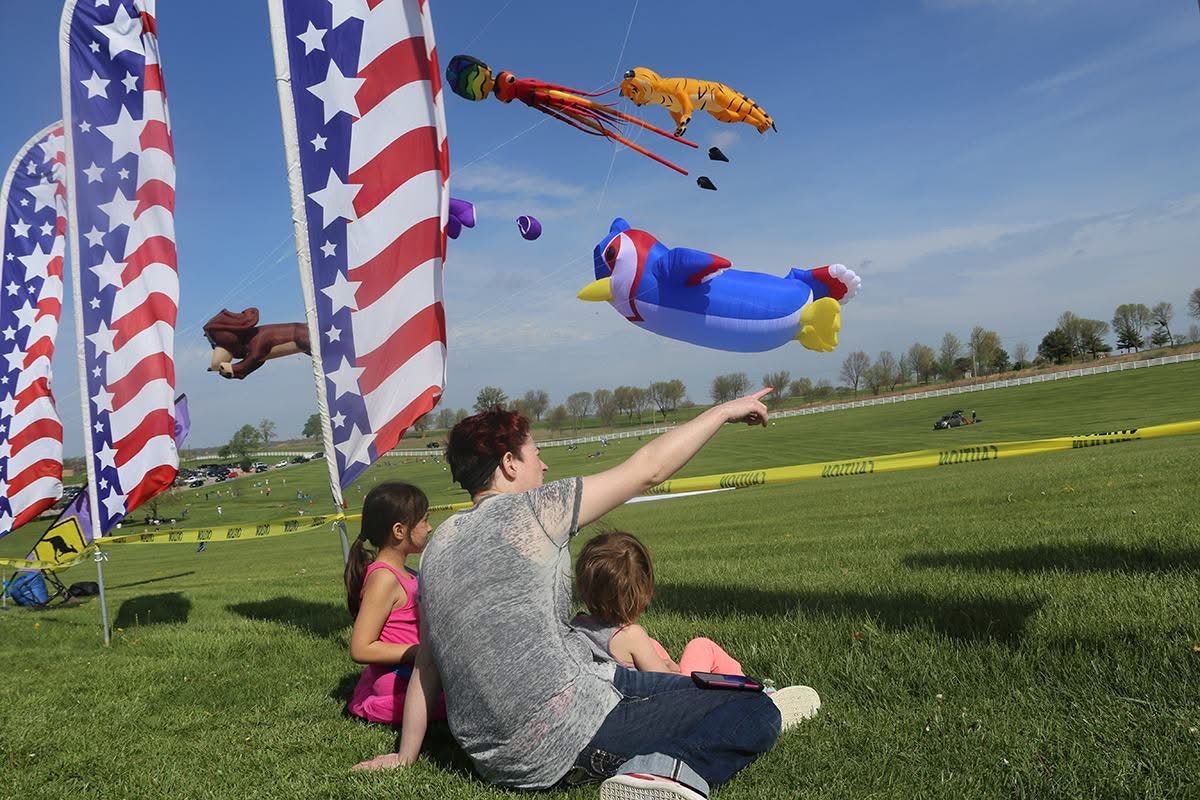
[690,672,764,692]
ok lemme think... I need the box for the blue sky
[2,0,1198,455]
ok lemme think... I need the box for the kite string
[461,0,516,53]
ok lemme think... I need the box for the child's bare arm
[613,624,676,674]
[349,571,417,665]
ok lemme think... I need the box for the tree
[1013,342,1030,369]
[1187,324,1200,345]
[990,347,1011,373]
[1150,302,1175,347]
[875,351,898,390]
[474,386,507,413]
[1037,328,1073,364]
[258,419,276,447]
[547,404,569,432]
[521,389,550,421]
[896,353,913,387]
[938,333,962,380]
[787,377,812,401]
[613,385,640,422]
[411,414,430,435]
[761,371,790,407]
[1112,303,1152,353]
[812,379,834,400]
[593,389,617,425]
[647,379,686,419]
[710,372,748,403]
[1112,303,1150,352]
[225,424,262,469]
[839,351,870,396]
[565,392,593,430]
[454,408,470,424]
[1077,319,1111,358]
[302,413,321,440]
[1150,327,1172,347]
[907,342,937,384]
[435,408,456,430]
[631,387,652,423]
[1189,288,1200,320]
[862,362,889,395]
[968,327,1002,375]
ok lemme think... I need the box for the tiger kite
[620,67,776,138]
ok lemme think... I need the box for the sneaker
[600,773,707,800]
[771,685,821,731]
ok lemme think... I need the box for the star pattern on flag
[307,169,362,229]
[95,3,145,60]
[90,251,126,290]
[306,61,364,123]
[297,22,327,54]
[321,270,360,312]
[98,105,146,162]
[97,187,138,230]
[325,357,364,399]
[81,70,111,98]
[87,321,118,355]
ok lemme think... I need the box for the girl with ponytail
[345,482,443,725]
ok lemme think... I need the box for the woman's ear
[498,451,518,481]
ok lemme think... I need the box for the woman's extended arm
[395,622,442,764]
[578,389,771,526]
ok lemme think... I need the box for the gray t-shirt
[419,477,619,788]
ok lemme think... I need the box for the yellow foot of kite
[797,297,841,352]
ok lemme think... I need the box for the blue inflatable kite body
[584,218,860,353]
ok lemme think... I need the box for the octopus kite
[619,67,776,137]
[578,218,861,354]
[445,55,698,175]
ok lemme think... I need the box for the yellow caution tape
[4,419,1196,573]
[644,419,1200,496]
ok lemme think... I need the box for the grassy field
[1,362,1198,799]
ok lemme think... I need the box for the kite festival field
[1,362,1198,800]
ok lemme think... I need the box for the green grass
[2,362,1199,799]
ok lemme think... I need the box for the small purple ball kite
[517,215,542,241]
[447,197,476,240]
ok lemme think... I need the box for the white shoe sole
[600,773,707,800]
[772,685,821,731]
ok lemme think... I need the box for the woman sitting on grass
[344,482,443,725]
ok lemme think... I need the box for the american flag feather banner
[268,0,450,505]
[0,124,67,537]
[60,0,179,535]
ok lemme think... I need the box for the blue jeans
[564,667,781,793]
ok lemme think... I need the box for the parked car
[275,460,290,469]
[292,455,307,464]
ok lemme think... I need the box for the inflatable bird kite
[578,219,860,353]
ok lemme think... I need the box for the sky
[1,0,1198,456]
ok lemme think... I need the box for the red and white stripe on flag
[0,124,68,537]
[268,0,449,502]
[60,0,179,534]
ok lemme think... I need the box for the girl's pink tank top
[362,561,421,645]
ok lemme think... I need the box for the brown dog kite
[203,308,310,380]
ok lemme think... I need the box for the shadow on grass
[653,584,1041,645]
[227,596,348,638]
[109,571,195,590]
[114,592,191,627]
[903,543,1200,574]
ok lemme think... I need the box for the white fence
[196,351,1197,462]
[773,351,1199,419]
